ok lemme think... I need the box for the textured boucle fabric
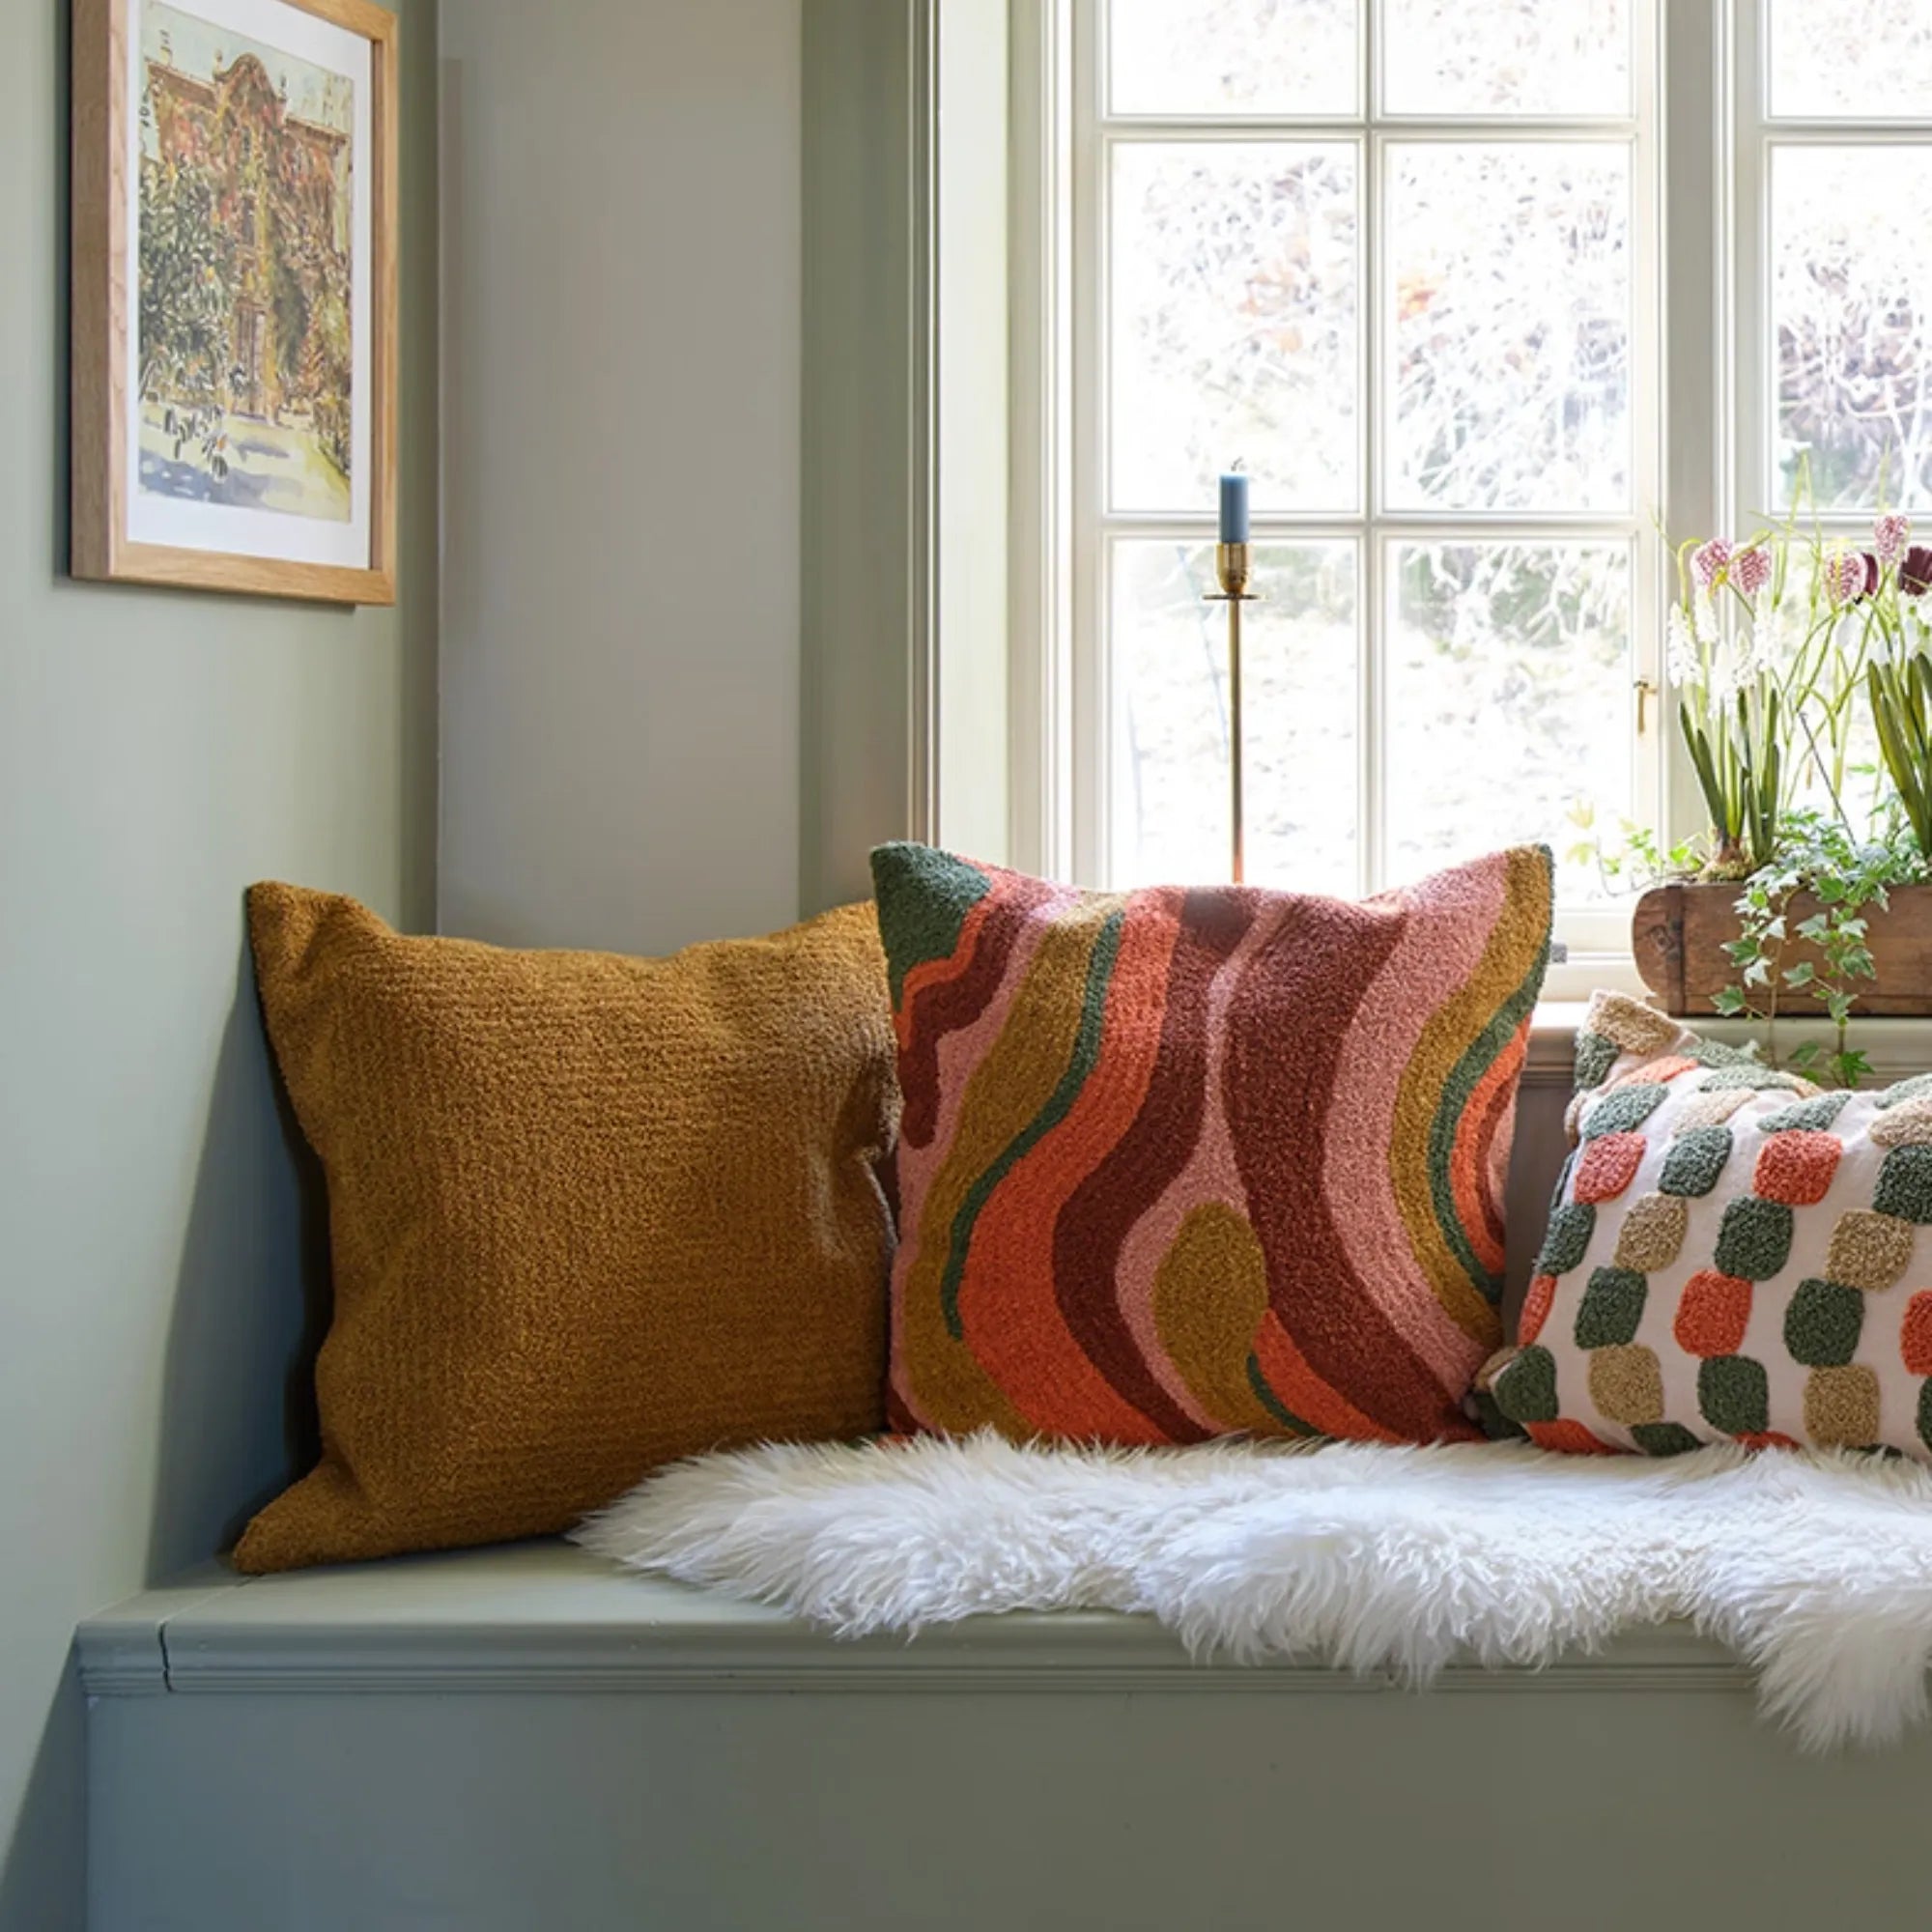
[869,842,1553,1447]
[235,888,899,1573]
[1489,990,1932,1458]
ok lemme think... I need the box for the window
[1004,1,1932,980]
[1739,1,1932,517]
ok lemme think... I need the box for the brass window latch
[1634,676,1658,734]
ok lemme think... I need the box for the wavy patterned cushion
[869,843,1554,1446]
[1487,992,1932,1458]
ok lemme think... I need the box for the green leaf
[1783,960,1816,987]
[1713,986,1747,1017]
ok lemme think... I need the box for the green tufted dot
[1690,1037,1757,1069]
[1468,1387,1529,1442]
[1879,1071,1932,1112]
[1760,1094,1851,1134]
[1491,1346,1560,1425]
[1660,1126,1734,1198]
[1783,1277,1863,1368]
[1581,1085,1668,1139]
[1573,1030,1620,1092]
[1875,1145,1932,1225]
[1535,1201,1597,1277]
[1714,1196,1795,1281]
[1631,1421,1705,1457]
[1575,1267,1648,1349]
[1697,1355,1769,1435]
[1699,1066,1811,1093]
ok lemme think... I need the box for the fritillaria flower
[1731,547,1772,597]
[1875,514,1913,568]
[1825,548,1877,604]
[1692,539,1733,588]
[1902,545,1932,597]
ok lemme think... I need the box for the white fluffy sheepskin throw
[576,1434,1932,1751]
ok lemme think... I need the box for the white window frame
[1005,0,1858,1000]
[1729,2,1930,534]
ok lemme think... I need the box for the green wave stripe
[938,911,1125,1341]
[1245,1353,1316,1437]
[1425,938,1551,1307]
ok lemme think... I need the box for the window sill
[1528,1000,1932,1090]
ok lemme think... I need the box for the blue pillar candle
[1218,471,1250,545]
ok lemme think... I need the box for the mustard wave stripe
[938,910,1124,1340]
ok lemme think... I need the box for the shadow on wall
[146,934,329,1583]
[0,942,326,1928]
[0,1670,84,1932]
[1503,1076,1571,1328]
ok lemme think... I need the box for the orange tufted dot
[1674,1270,1753,1359]
[1902,1292,1932,1378]
[1575,1131,1647,1205]
[1752,1130,1844,1208]
[1525,1419,1621,1456]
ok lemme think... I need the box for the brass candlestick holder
[1206,541,1259,884]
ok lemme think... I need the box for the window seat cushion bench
[78,1541,1932,1932]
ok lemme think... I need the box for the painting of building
[137,2,355,522]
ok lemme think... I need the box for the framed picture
[71,0,397,604]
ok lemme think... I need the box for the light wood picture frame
[72,0,398,604]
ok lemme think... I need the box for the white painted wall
[0,5,440,1924]
[439,0,804,954]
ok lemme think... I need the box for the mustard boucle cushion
[236,888,899,1572]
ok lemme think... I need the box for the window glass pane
[1772,145,1932,512]
[1385,542,1631,901]
[1112,540,1358,891]
[1386,143,1631,514]
[1770,0,1932,120]
[1108,0,1359,118]
[1381,0,1630,118]
[1112,142,1359,516]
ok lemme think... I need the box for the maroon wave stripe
[1223,895,1462,1441]
[1049,888,1257,1440]
[897,872,1056,1150]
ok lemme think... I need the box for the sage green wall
[439,0,804,956]
[0,3,440,1924]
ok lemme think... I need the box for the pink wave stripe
[1321,860,1512,1388]
[1114,894,1302,1430]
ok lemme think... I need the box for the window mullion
[1363,3,1383,892]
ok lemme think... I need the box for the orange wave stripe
[956,897,1184,1441]
[1250,1312,1415,1444]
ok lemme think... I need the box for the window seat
[85,1538,1749,1696]
[79,1542,1932,1931]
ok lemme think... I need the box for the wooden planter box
[1633,882,1932,1017]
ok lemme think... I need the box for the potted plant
[1627,515,1932,1084]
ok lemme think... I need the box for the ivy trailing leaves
[1714,809,1922,1089]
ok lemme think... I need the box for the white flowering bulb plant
[1866,521,1932,861]
[1669,515,1918,877]
[1661,510,1932,1084]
